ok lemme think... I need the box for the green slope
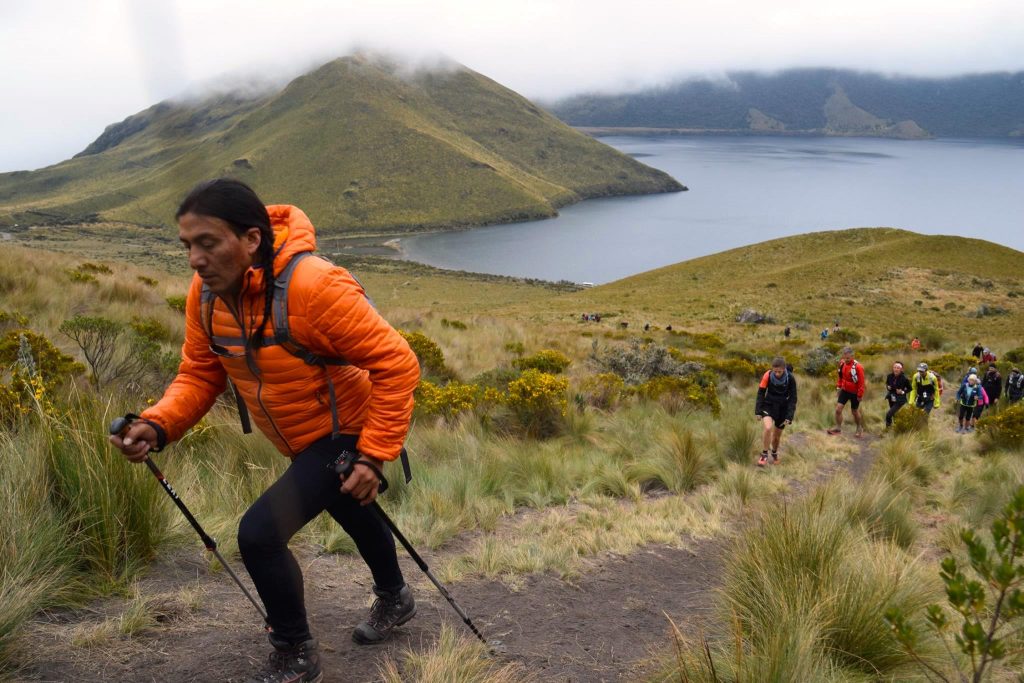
[0,56,682,232]
[512,228,1024,338]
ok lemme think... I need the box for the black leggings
[237,434,404,644]
[885,397,907,426]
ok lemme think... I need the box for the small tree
[886,486,1024,682]
[59,315,171,390]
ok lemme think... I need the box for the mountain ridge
[549,68,1024,139]
[0,55,683,231]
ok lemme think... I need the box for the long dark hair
[177,178,275,349]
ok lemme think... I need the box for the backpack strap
[200,282,252,434]
[273,252,412,483]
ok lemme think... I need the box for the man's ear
[244,227,262,256]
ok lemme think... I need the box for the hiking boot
[757,452,769,467]
[247,635,322,683]
[826,427,842,435]
[353,584,416,645]
[771,451,779,465]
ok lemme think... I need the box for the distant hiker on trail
[972,343,984,359]
[827,346,866,437]
[982,364,1002,408]
[884,361,911,429]
[956,374,985,433]
[908,362,941,415]
[982,347,997,364]
[108,179,420,683]
[1006,368,1024,404]
[755,357,798,467]
[783,326,791,339]
[821,328,829,340]
[910,337,921,351]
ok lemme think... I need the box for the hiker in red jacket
[827,346,866,437]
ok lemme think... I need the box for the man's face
[178,212,261,296]
[893,364,903,375]
[772,366,786,378]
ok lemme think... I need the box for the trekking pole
[109,415,270,630]
[331,451,488,645]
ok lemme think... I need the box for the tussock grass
[656,480,944,682]
[378,624,534,683]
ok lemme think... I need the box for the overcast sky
[2,0,1022,172]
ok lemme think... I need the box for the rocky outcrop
[747,108,786,132]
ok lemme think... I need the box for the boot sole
[351,606,418,645]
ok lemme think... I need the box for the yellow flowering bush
[506,369,568,438]
[892,406,930,434]
[415,380,484,423]
[577,372,626,410]
[399,330,451,380]
[977,403,1024,450]
[513,349,571,374]
[635,374,721,416]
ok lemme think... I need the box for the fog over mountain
[2,0,1022,171]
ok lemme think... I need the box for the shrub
[129,316,172,343]
[592,339,699,385]
[505,369,568,438]
[471,367,521,391]
[924,353,976,379]
[503,341,525,356]
[892,406,930,434]
[886,487,1024,683]
[513,349,571,374]
[913,327,947,351]
[440,318,467,330]
[736,309,774,324]
[66,268,97,284]
[576,372,625,410]
[669,330,726,351]
[165,295,187,313]
[0,309,29,331]
[399,330,451,380]
[136,275,159,287]
[634,374,721,416]
[976,402,1024,450]
[415,380,488,423]
[0,330,84,392]
[58,316,170,390]
[1003,348,1024,363]
[830,328,862,344]
[78,262,113,275]
[974,304,1009,317]
[801,347,836,377]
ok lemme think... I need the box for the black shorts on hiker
[972,404,985,420]
[836,390,861,410]
[758,407,788,429]
[958,405,974,421]
[237,433,404,645]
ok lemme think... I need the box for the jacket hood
[267,204,317,276]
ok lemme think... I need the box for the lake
[397,135,1024,284]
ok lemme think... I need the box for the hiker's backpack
[914,374,935,407]
[200,252,412,483]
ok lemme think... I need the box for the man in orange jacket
[827,346,866,437]
[109,179,421,683]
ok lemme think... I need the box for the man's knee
[238,507,285,556]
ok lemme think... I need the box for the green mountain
[549,69,1024,139]
[0,55,683,231]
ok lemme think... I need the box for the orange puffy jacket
[141,205,420,461]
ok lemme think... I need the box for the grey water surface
[398,135,1024,284]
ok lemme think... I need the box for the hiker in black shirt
[755,357,798,466]
[972,343,984,359]
[982,364,1002,408]
[884,361,912,428]
[1006,368,1024,404]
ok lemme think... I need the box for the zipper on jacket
[218,271,297,456]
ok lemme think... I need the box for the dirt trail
[23,433,881,683]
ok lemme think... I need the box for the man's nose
[188,247,205,270]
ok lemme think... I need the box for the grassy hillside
[507,228,1024,341]
[549,69,1024,139]
[0,55,682,233]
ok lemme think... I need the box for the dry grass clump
[378,624,535,683]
